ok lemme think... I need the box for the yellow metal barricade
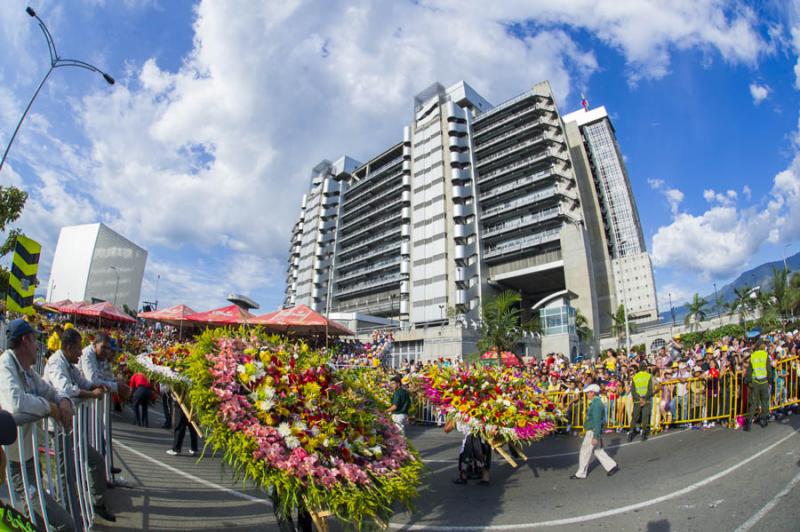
[771,356,800,411]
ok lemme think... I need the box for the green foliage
[0,185,28,298]
[683,293,709,330]
[679,323,746,346]
[609,304,636,348]
[477,290,525,363]
[574,308,592,343]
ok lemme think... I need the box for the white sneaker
[166,449,180,456]
[187,450,197,456]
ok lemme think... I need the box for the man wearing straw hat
[570,384,620,479]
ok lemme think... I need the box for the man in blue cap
[0,318,76,531]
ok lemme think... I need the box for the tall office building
[562,106,658,322]
[47,223,148,311]
[285,80,653,359]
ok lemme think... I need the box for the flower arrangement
[419,364,558,446]
[187,329,422,529]
[128,343,193,390]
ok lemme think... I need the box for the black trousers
[172,409,198,452]
[132,386,151,427]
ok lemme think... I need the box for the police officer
[745,341,773,431]
[628,362,654,442]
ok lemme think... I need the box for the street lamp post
[155,274,160,310]
[713,282,722,326]
[0,6,115,174]
[110,266,120,306]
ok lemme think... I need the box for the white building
[286,80,655,360]
[46,223,148,311]
[562,106,659,323]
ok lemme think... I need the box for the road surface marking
[733,468,800,532]
[390,428,798,530]
[114,440,271,506]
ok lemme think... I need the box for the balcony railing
[476,132,557,168]
[484,227,562,259]
[337,273,403,298]
[481,187,558,219]
[482,206,561,238]
[476,148,565,183]
[336,257,402,283]
[473,102,557,139]
[337,240,399,267]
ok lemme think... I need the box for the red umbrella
[185,304,254,326]
[252,304,354,336]
[43,299,72,312]
[139,304,196,323]
[480,351,521,367]
[78,301,137,324]
[58,301,90,315]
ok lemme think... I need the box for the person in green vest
[570,384,619,479]
[744,342,773,431]
[628,363,654,442]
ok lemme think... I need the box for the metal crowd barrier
[409,357,800,434]
[1,393,113,532]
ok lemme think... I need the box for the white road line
[421,428,693,463]
[734,468,800,532]
[390,428,799,530]
[114,440,271,506]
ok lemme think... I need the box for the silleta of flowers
[187,330,422,528]
[420,364,558,446]
[128,344,192,388]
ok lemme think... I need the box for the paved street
[99,407,800,531]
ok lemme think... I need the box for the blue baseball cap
[5,319,41,342]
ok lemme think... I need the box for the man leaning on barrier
[0,319,76,532]
[44,328,117,522]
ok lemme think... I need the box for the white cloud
[742,185,752,200]
[652,122,800,279]
[702,188,738,206]
[0,1,775,309]
[749,82,770,104]
[649,178,684,215]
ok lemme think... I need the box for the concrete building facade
[285,81,653,360]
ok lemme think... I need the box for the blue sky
[1,0,800,314]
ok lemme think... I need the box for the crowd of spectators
[382,331,800,433]
[328,329,395,367]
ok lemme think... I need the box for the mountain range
[659,251,800,323]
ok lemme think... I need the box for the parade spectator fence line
[2,394,113,532]
[411,358,800,433]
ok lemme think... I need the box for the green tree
[788,272,800,318]
[574,308,593,344]
[609,304,636,349]
[0,185,29,297]
[729,286,756,329]
[477,290,525,364]
[684,293,709,331]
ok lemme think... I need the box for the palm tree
[729,286,756,329]
[789,272,800,319]
[684,293,709,331]
[477,290,524,364]
[574,308,593,344]
[609,304,635,350]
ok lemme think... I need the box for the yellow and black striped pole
[6,235,41,315]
